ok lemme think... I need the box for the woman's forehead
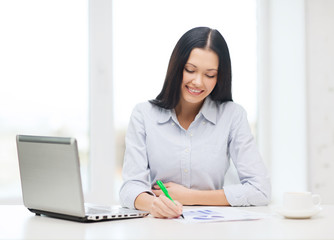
[186,48,219,71]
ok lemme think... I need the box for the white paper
[175,207,270,223]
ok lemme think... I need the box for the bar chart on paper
[175,207,271,223]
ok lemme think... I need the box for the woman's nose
[192,73,203,86]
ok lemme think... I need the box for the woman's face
[180,48,219,106]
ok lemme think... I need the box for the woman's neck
[175,99,204,130]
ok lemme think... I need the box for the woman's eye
[185,68,194,73]
[206,75,216,78]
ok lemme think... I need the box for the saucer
[275,206,322,219]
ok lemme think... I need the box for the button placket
[184,128,193,188]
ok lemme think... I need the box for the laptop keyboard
[86,207,112,215]
[85,206,138,215]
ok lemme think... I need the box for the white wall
[258,0,334,204]
[306,0,334,204]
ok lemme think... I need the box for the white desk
[1,205,333,239]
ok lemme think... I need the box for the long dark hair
[150,26,232,109]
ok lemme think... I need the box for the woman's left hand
[152,182,192,205]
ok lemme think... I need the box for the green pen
[156,180,184,219]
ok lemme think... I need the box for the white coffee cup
[283,192,321,211]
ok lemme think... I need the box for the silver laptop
[16,135,148,222]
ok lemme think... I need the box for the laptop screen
[17,135,86,217]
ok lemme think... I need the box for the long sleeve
[223,105,271,206]
[119,104,154,209]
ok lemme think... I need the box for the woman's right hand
[135,192,183,218]
[150,195,183,218]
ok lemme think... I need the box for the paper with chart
[175,207,270,223]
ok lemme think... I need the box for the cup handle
[312,194,321,207]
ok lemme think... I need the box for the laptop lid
[16,135,86,218]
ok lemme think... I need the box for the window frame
[87,0,116,205]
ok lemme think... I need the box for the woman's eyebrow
[207,68,218,72]
[185,63,197,68]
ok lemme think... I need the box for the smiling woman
[119,27,270,219]
[112,0,259,206]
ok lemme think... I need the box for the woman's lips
[186,86,204,95]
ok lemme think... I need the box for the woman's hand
[134,192,183,219]
[149,195,183,218]
[152,182,192,205]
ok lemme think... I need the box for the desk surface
[1,205,333,240]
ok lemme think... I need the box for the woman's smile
[186,86,204,95]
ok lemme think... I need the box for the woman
[119,27,271,218]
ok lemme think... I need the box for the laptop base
[28,208,147,223]
[29,208,91,223]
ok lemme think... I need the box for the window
[0,0,89,203]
